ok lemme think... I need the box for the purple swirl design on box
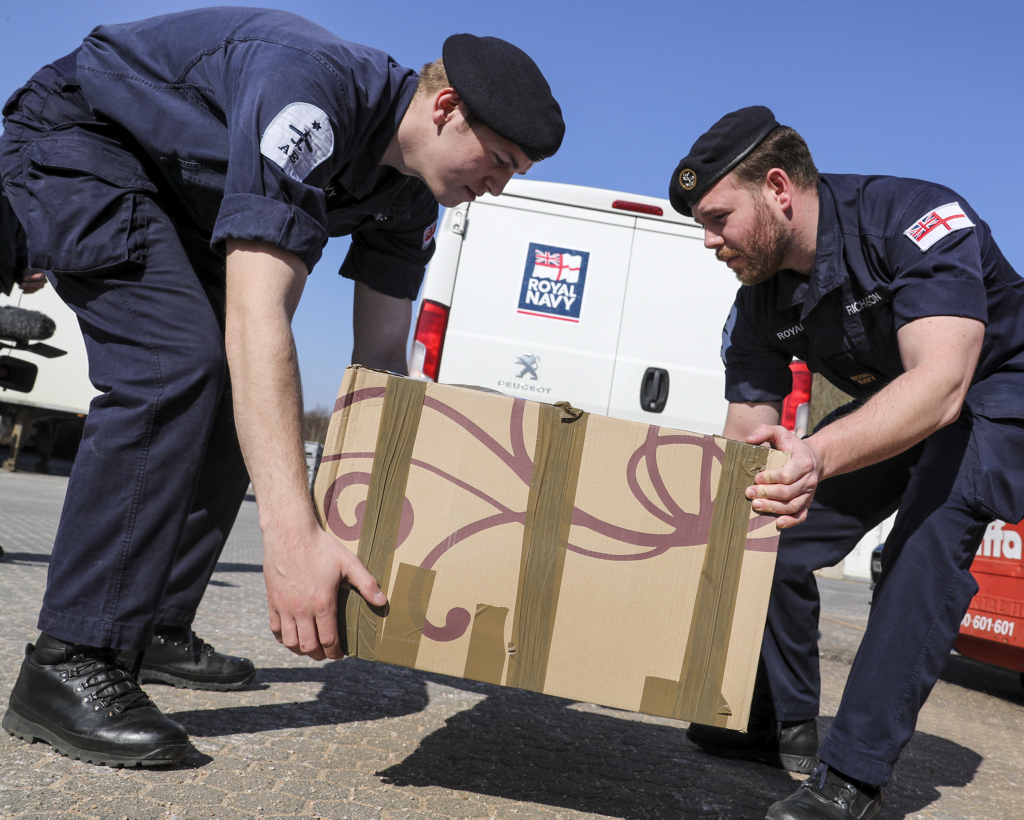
[323,388,777,641]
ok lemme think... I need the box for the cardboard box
[314,366,787,730]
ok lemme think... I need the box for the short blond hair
[416,57,478,130]
[416,58,449,97]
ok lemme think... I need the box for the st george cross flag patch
[903,202,975,253]
[422,221,437,250]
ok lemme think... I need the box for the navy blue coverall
[722,173,1024,785]
[0,8,438,651]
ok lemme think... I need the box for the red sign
[955,520,1024,673]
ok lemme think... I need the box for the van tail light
[408,299,449,382]
[781,361,812,437]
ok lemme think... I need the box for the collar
[333,69,419,200]
[776,180,846,319]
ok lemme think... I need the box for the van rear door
[606,219,739,434]
[438,195,634,413]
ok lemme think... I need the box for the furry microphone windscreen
[0,306,56,341]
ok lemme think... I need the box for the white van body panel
[415,178,743,436]
[607,219,739,433]
[0,285,97,415]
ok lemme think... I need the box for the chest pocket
[819,352,887,397]
[808,287,900,396]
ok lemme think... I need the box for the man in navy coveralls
[669,107,1024,819]
[0,7,563,766]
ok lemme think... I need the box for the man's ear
[765,168,793,211]
[432,88,463,127]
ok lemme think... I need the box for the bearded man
[669,106,1024,820]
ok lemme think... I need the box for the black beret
[442,33,564,162]
[668,106,780,217]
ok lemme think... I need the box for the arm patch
[903,201,975,252]
[260,102,334,182]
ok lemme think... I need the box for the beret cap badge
[679,169,697,191]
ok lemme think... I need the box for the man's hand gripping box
[313,366,787,730]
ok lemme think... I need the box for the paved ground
[1,466,1023,819]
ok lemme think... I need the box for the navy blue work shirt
[722,173,1024,417]
[74,7,438,299]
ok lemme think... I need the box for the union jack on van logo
[517,242,589,322]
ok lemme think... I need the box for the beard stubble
[717,194,791,286]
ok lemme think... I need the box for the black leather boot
[686,717,819,774]
[2,634,189,767]
[120,626,255,691]
[766,763,883,819]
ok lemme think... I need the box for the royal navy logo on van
[774,322,805,342]
[260,102,334,182]
[903,202,975,253]
[517,243,589,323]
[843,291,887,316]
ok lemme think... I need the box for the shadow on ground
[0,551,51,566]
[939,653,1024,706]
[887,735,983,817]
[379,682,795,819]
[377,692,983,820]
[167,659,428,738]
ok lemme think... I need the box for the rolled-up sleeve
[210,44,349,272]
[214,192,328,272]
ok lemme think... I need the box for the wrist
[259,504,320,549]
[803,435,829,481]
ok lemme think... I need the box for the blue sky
[3,1,1023,411]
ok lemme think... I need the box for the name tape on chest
[260,102,334,182]
[903,201,975,253]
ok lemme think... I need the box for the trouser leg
[34,204,230,651]
[155,387,250,627]
[759,442,924,722]
[2,63,243,653]
[817,413,991,785]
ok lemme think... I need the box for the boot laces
[156,626,215,664]
[805,763,859,810]
[60,648,154,717]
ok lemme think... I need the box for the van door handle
[640,367,670,413]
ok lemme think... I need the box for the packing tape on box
[345,375,428,660]
[505,401,589,692]
[377,562,436,667]
[639,439,768,724]
[463,604,511,684]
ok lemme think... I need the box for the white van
[0,286,97,468]
[408,178,810,437]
